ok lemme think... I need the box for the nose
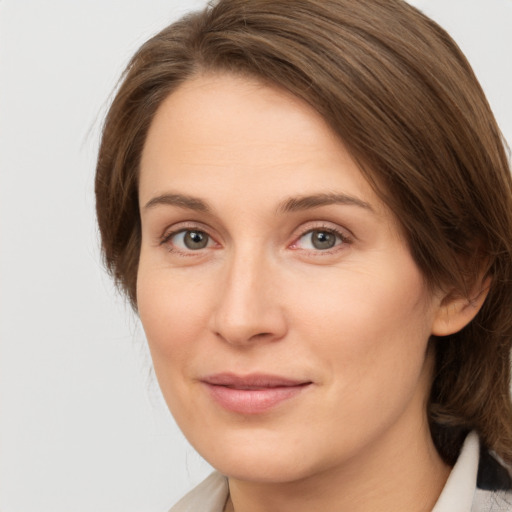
[209,248,288,346]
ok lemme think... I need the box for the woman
[95,0,512,510]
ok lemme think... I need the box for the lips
[201,373,312,414]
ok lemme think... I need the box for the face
[137,73,444,483]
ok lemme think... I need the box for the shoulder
[473,448,512,512]
[168,472,229,512]
[473,487,512,512]
[434,432,512,512]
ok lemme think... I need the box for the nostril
[214,330,278,345]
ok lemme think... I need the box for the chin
[210,451,316,484]
[187,425,337,484]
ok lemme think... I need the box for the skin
[137,73,481,512]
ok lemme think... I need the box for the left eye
[169,229,213,250]
[296,229,344,250]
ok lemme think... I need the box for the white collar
[432,431,479,512]
[169,471,228,512]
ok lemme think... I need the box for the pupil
[312,230,335,250]
[184,231,208,249]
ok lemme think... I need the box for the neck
[226,418,450,512]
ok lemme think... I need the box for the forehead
[139,72,384,216]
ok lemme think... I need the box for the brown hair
[95,0,512,465]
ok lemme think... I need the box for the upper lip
[201,373,311,389]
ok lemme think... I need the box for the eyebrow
[143,191,373,214]
[277,193,374,213]
[144,193,211,212]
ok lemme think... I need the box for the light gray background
[1,1,511,511]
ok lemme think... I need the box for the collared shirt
[433,432,512,512]
[170,432,512,512]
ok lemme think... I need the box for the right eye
[164,229,214,251]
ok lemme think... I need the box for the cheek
[294,249,432,341]
[282,264,434,461]
[136,262,217,423]
[287,255,434,394]
[136,260,212,369]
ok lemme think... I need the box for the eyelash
[159,225,217,255]
[159,223,352,255]
[290,225,352,254]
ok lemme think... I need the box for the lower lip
[203,383,310,414]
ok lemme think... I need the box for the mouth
[201,373,313,414]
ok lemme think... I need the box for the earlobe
[431,277,491,337]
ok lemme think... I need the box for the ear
[431,276,491,337]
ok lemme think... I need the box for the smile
[201,373,312,414]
